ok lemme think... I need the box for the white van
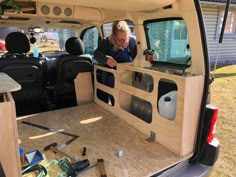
[0,0,220,176]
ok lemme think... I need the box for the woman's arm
[94,39,109,65]
[129,36,137,60]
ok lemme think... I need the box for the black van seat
[2,32,30,58]
[0,32,46,116]
[55,37,93,108]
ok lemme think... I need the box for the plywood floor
[17,103,188,177]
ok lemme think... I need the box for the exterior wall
[201,5,236,64]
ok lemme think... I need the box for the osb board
[94,64,204,156]
[17,103,189,177]
[0,72,21,93]
[0,92,21,177]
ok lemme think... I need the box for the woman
[94,20,137,67]
[94,21,137,105]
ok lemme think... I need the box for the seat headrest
[65,37,84,55]
[5,32,30,53]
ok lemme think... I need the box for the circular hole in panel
[64,7,72,16]
[41,5,50,15]
[53,6,62,16]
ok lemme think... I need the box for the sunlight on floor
[29,129,65,140]
[80,116,102,124]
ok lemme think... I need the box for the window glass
[82,27,99,55]
[57,28,76,51]
[0,27,76,56]
[144,19,191,65]
[219,10,236,34]
[102,23,112,38]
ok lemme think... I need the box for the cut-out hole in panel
[96,89,115,106]
[157,79,178,120]
[0,94,4,103]
[120,71,153,92]
[120,91,152,124]
[96,69,115,88]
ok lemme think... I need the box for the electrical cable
[44,157,74,177]
[22,164,47,177]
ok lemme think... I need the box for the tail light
[206,104,219,143]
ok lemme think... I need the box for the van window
[57,29,76,51]
[0,27,76,54]
[81,27,99,55]
[144,19,191,65]
[40,28,76,52]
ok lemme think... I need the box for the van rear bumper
[152,162,214,177]
[152,138,220,177]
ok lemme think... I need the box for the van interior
[0,0,210,176]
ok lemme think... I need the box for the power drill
[58,158,76,177]
[58,158,90,176]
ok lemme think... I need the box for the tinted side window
[82,27,99,55]
[144,19,191,65]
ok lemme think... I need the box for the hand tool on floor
[44,142,93,175]
[22,121,79,151]
[57,158,77,177]
[43,142,77,163]
[97,159,107,177]
[71,159,90,171]
[82,147,86,156]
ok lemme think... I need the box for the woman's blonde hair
[112,21,131,36]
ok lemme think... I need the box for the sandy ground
[209,64,236,177]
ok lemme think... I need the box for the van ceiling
[0,0,177,28]
[37,0,176,11]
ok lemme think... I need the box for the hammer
[44,142,76,163]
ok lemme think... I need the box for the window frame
[80,26,99,55]
[215,8,236,39]
[143,17,191,67]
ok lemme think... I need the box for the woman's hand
[145,54,154,62]
[106,57,117,68]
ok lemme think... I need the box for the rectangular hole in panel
[120,91,152,124]
[96,89,115,106]
[120,70,154,93]
[96,69,115,88]
[157,79,178,121]
[0,94,3,103]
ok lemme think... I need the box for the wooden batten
[94,64,204,156]
[0,92,21,177]
[0,73,21,177]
